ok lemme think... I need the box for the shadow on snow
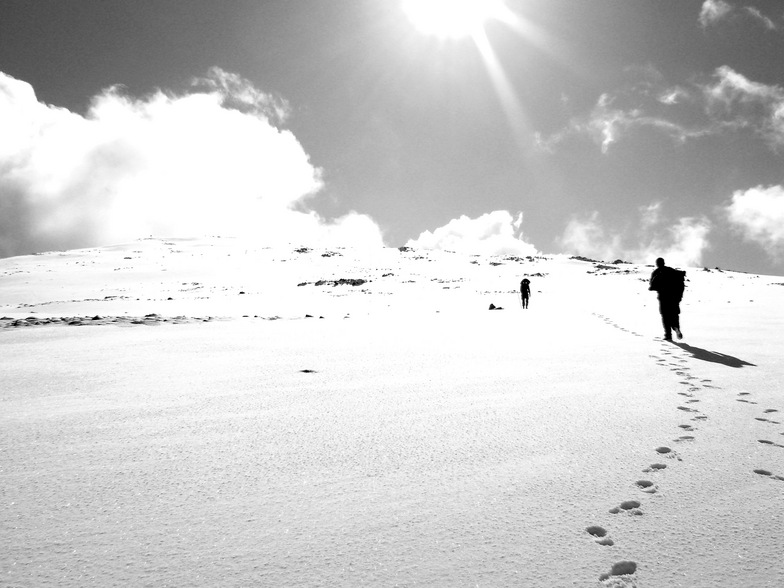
[670,342,756,368]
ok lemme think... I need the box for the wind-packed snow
[1,238,783,587]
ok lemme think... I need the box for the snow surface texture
[1,237,783,587]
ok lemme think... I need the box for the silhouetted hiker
[648,257,686,341]
[520,278,531,309]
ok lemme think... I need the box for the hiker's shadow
[671,342,756,368]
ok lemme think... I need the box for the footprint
[655,446,682,460]
[586,526,614,546]
[756,417,782,425]
[764,409,779,414]
[609,500,643,515]
[677,406,698,413]
[738,392,752,396]
[620,500,641,510]
[635,480,657,493]
[737,399,758,404]
[599,561,638,582]
[692,415,709,421]
[678,424,695,431]
[685,399,700,404]
[642,463,667,473]
[675,435,695,442]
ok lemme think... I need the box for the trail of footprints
[737,395,784,452]
[587,325,783,585]
[593,313,643,338]
[753,407,784,450]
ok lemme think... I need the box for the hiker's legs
[671,303,682,337]
[660,313,672,339]
[659,299,681,339]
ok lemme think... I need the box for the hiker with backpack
[648,257,686,341]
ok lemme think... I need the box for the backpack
[652,267,686,300]
[672,269,686,301]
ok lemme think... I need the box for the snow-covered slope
[2,238,783,587]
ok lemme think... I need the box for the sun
[402,0,507,39]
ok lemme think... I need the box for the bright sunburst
[402,0,507,39]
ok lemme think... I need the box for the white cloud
[699,0,778,30]
[743,6,777,30]
[699,0,734,28]
[725,185,784,257]
[705,65,780,104]
[559,205,711,267]
[0,69,384,258]
[537,92,706,154]
[702,66,784,148]
[192,67,291,123]
[658,87,692,105]
[538,66,784,155]
[406,210,538,256]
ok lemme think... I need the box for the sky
[2,0,784,275]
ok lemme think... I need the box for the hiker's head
[656,257,665,268]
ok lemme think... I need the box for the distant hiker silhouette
[520,278,531,309]
[648,257,686,341]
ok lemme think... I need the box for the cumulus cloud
[559,204,711,267]
[0,69,384,258]
[699,0,778,30]
[406,210,538,256]
[725,185,784,258]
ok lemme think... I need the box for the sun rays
[400,0,541,155]
[401,0,508,39]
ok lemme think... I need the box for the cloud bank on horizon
[0,68,384,257]
[0,67,736,266]
[0,68,539,259]
[559,205,711,268]
[406,211,537,257]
